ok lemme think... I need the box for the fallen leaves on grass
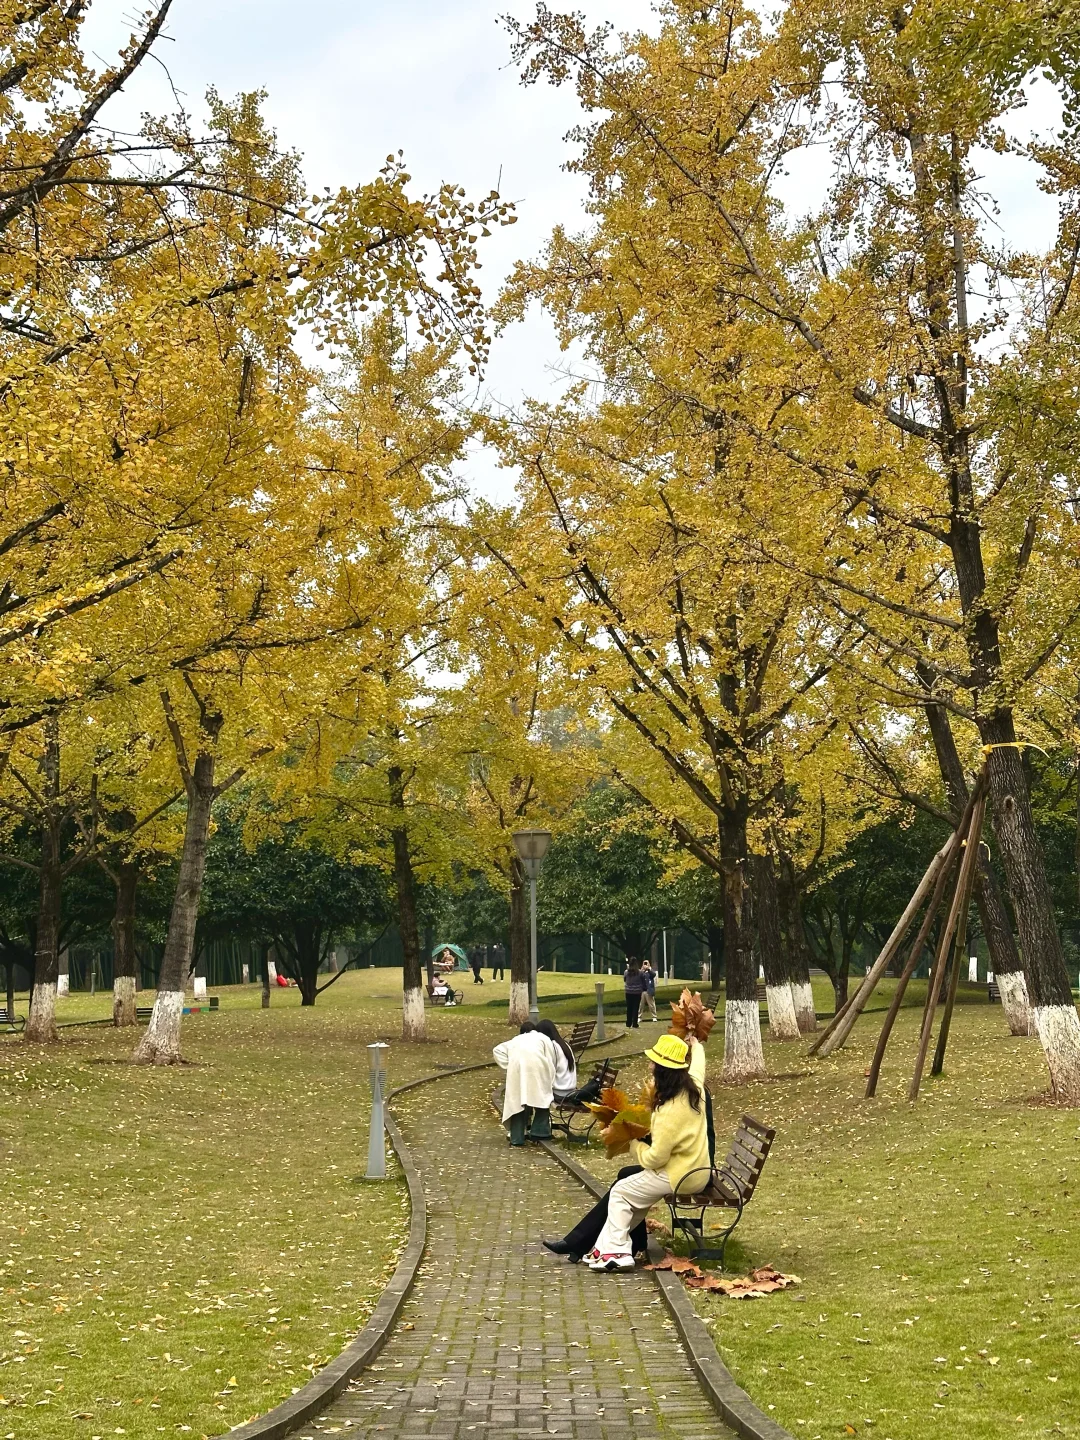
[647,1255,800,1298]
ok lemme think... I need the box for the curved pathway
[306,1066,733,1439]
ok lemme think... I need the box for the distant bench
[426,983,462,1008]
[1,1009,26,1033]
[136,996,219,1021]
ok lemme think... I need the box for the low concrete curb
[540,1139,795,1440]
[215,1028,630,1439]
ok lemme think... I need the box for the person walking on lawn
[623,956,647,1029]
[544,1032,709,1271]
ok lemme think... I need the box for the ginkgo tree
[0,3,511,737]
[505,0,1080,1099]
[487,397,857,1081]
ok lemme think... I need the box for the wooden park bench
[1,1009,26,1033]
[552,1057,621,1143]
[666,1113,777,1267]
[565,1020,595,1061]
[427,981,462,1007]
[135,996,219,1021]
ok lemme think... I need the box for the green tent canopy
[432,943,469,970]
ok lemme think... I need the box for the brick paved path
[304,1067,732,1440]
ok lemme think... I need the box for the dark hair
[518,1021,536,1035]
[626,956,642,973]
[652,1062,702,1112]
[536,1019,575,1069]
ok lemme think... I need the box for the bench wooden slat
[728,1137,766,1172]
[565,1021,596,1060]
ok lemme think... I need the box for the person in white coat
[493,1023,560,1145]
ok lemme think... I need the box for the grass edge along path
[0,973,529,1440]
[577,986,1080,1440]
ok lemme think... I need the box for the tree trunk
[288,924,322,1007]
[389,764,425,1041]
[751,853,799,1039]
[25,720,62,1043]
[945,505,1080,1097]
[261,940,271,1009]
[508,852,530,1025]
[111,860,139,1026]
[830,966,850,1015]
[720,809,766,1083]
[25,819,62,1043]
[981,722,1080,1097]
[705,923,723,989]
[920,679,1031,1035]
[132,754,216,1064]
[777,851,817,1032]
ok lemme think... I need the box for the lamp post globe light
[512,828,552,1023]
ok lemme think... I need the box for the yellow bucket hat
[645,1033,690,1069]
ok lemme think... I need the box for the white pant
[595,1168,672,1255]
[641,991,657,1018]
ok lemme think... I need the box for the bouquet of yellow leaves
[583,1085,654,1157]
[669,988,716,1043]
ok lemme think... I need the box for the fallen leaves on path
[646,1255,800,1298]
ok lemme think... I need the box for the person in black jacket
[623,957,646,1029]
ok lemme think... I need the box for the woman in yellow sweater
[584,1032,709,1272]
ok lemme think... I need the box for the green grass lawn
[6,970,1078,1440]
[579,981,1080,1440]
[0,969,531,1440]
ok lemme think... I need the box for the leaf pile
[583,1085,653,1156]
[647,1255,800,1298]
[669,988,716,1042]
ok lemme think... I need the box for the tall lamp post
[512,828,552,1023]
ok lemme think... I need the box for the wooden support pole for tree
[931,801,985,1077]
[864,779,984,1097]
[909,783,987,1101]
[810,825,965,1059]
[865,847,959,1098]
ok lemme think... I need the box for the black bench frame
[666,1113,776,1268]
[427,982,462,1007]
[1,1009,26,1033]
[551,1058,621,1143]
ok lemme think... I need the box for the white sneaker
[586,1251,635,1271]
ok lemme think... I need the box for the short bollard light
[366,1042,390,1180]
[595,981,606,1042]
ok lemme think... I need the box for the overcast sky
[81,1,1062,500]
[81,0,660,499]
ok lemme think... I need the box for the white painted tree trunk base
[131,990,185,1064]
[791,980,818,1033]
[766,983,800,1040]
[997,971,1031,1036]
[113,976,137,1027]
[402,986,426,1041]
[1032,1003,1080,1103]
[25,982,58,1043]
[508,981,530,1026]
[722,998,767,1083]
